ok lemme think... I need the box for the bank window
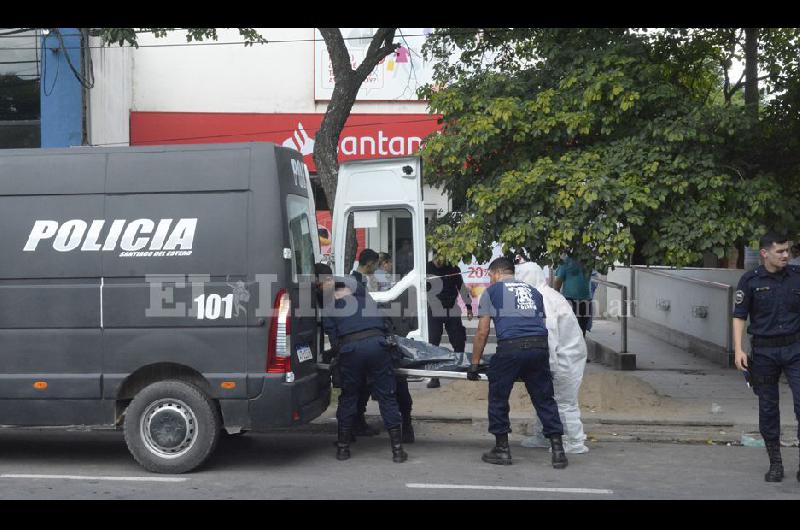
[286,195,315,281]
[0,29,41,149]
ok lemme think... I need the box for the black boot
[331,429,356,447]
[388,427,408,463]
[765,440,784,482]
[550,435,569,469]
[336,427,352,461]
[402,416,415,444]
[482,433,513,465]
[353,415,380,436]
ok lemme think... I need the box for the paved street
[1,426,799,499]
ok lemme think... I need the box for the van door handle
[257,318,266,326]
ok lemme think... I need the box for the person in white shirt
[515,261,589,454]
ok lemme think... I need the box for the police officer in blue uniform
[351,249,415,443]
[467,257,567,468]
[321,269,408,463]
[733,232,800,482]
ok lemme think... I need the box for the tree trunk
[312,28,398,271]
[744,28,759,117]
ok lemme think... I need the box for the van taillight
[267,289,292,374]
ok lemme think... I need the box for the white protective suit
[515,262,589,453]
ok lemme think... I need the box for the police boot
[550,435,569,469]
[764,440,784,482]
[353,415,380,437]
[401,415,415,444]
[482,433,513,465]
[388,427,408,463]
[336,427,352,461]
[331,430,356,447]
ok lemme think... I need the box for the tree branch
[728,69,747,97]
[355,28,399,82]
[721,59,731,102]
[318,28,353,82]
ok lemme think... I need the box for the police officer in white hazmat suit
[515,262,589,453]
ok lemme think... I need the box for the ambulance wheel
[124,380,221,474]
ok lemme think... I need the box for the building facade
[86,28,451,228]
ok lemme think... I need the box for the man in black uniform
[426,253,473,388]
[352,249,415,443]
[320,268,408,463]
[733,232,800,482]
[467,257,567,468]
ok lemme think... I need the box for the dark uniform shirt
[351,270,369,289]
[477,280,547,341]
[733,264,800,337]
[426,261,470,309]
[322,279,388,346]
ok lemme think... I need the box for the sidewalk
[350,318,800,446]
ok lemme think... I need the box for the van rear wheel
[124,380,221,474]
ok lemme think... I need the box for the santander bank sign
[130,112,442,171]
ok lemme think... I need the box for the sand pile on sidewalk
[410,372,677,417]
[577,372,666,413]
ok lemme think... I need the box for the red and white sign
[130,112,442,172]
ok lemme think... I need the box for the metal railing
[593,278,628,353]
[631,266,733,353]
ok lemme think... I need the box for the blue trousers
[751,342,800,443]
[337,336,402,430]
[488,345,564,437]
[357,376,412,419]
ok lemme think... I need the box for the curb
[585,337,636,370]
[359,413,799,446]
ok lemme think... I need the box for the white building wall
[129,28,429,115]
[605,266,747,350]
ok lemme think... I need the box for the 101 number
[194,294,234,320]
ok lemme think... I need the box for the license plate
[297,345,313,363]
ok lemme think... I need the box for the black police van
[0,143,331,473]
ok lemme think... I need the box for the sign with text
[314,28,435,101]
[130,112,442,172]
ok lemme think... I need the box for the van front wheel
[124,380,221,474]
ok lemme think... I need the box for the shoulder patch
[735,290,745,305]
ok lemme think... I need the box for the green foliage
[421,28,800,272]
[93,28,267,48]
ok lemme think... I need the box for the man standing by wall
[733,232,800,482]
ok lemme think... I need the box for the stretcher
[317,363,489,381]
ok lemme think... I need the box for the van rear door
[332,157,428,342]
[277,146,320,383]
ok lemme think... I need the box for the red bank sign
[130,112,442,171]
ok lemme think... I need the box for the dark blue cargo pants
[337,336,402,430]
[751,342,800,443]
[488,345,564,437]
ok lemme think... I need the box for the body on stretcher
[318,335,495,382]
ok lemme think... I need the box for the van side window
[286,195,315,281]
